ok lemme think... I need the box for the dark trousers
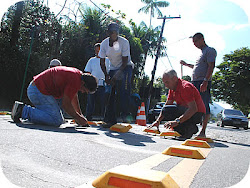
[162,105,204,136]
[192,81,211,114]
[86,86,105,120]
[104,65,132,124]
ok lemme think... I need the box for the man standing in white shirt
[84,43,110,121]
[99,22,134,127]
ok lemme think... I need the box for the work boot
[11,101,24,123]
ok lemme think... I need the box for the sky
[0,0,249,79]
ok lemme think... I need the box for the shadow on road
[12,121,99,135]
[102,129,156,146]
[214,139,250,148]
[213,142,229,148]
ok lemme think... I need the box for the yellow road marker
[168,158,204,188]
[194,136,214,143]
[143,128,160,135]
[160,131,181,137]
[92,165,179,188]
[110,124,132,133]
[96,121,105,125]
[162,146,206,159]
[0,112,8,115]
[182,139,211,148]
[88,121,98,126]
[168,147,212,188]
[131,153,172,169]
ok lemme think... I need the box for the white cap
[49,59,62,67]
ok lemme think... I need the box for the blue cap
[108,22,119,32]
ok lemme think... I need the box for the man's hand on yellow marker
[164,121,178,129]
[147,120,160,130]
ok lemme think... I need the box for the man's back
[34,66,82,99]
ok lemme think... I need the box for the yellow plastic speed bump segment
[194,136,214,143]
[162,146,206,159]
[92,165,179,188]
[96,121,105,125]
[182,139,211,148]
[143,128,160,135]
[160,131,181,137]
[88,121,98,126]
[0,112,8,115]
[110,124,132,133]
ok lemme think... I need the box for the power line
[166,36,191,46]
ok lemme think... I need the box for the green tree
[182,75,191,82]
[212,47,250,114]
[138,0,170,27]
[129,20,167,77]
[0,0,61,107]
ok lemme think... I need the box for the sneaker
[11,101,24,123]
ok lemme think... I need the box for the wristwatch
[175,118,181,124]
[203,78,208,81]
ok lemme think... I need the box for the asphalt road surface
[0,114,249,188]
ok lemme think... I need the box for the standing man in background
[84,43,110,121]
[180,32,217,137]
[99,22,134,128]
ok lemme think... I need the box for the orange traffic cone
[136,102,146,126]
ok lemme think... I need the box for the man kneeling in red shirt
[11,66,97,127]
[149,69,206,139]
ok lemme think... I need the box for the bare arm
[71,93,82,114]
[180,60,194,69]
[100,58,108,76]
[62,94,88,125]
[100,58,111,85]
[200,62,215,92]
[148,99,173,129]
[165,100,198,129]
[177,100,198,123]
[121,56,128,70]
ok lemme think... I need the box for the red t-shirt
[33,66,82,100]
[167,79,206,113]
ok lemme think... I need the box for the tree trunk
[10,1,24,47]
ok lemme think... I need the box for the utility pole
[146,16,181,115]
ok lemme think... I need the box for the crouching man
[11,66,97,127]
[148,69,206,139]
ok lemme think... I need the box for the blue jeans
[22,83,64,126]
[86,86,105,120]
[104,65,132,124]
[192,81,211,114]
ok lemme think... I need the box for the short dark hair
[81,73,98,93]
[193,32,204,39]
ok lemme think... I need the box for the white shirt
[98,36,134,70]
[84,57,110,86]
